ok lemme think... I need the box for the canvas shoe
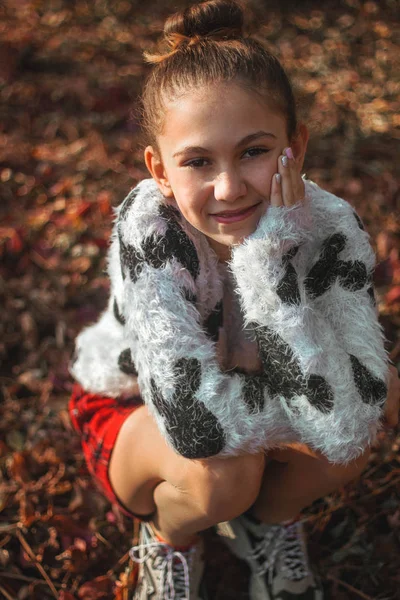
[216,515,323,599]
[130,521,208,599]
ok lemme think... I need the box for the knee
[273,443,371,488]
[192,452,266,524]
[306,446,371,492]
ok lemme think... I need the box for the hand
[270,146,305,207]
[383,363,400,428]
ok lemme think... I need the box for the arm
[230,169,389,463]
[118,180,296,459]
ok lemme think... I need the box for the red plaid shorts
[69,383,148,519]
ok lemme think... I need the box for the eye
[242,147,270,159]
[183,158,210,168]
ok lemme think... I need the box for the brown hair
[141,0,297,148]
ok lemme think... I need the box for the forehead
[158,82,287,147]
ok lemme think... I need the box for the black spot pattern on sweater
[150,357,226,458]
[232,367,267,413]
[353,212,365,231]
[304,234,345,298]
[119,204,200,285]
[158,203,181,221]
[365,271,376,306]
[253,324,334,414]
[349,355,387,405]
[286,245,301,261]
[119,187,140,223]
[118,348,138,376]
[304,233,369,298]
[113,297,126,325]
[119,235,143,282]
[367,286,376,306]
[277,263,301,305]
[248,224,383,413]
[276,246,301,305]
[183,288,197,304]
[204,301,223,342]
[256,325,302,397]
[336,260,368,292]
[158,205,200,280]
[305,374,334,413]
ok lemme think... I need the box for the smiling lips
[211,203,260,224]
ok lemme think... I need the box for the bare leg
[252,443,371,524]
[109,405,266,546]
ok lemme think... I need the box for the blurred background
[0,0,399,598]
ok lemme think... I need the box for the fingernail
[275,173,281,183]
[281,155,288,167]
[285,147,294,160]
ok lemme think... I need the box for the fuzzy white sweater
[70,178,389,464]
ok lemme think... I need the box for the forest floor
[1,0,400,598]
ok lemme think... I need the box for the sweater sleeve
[117,180,296,460]
[229,180,389,463]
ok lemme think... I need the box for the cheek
[174,193,206,226]
[247,161,277,194]
[174,181,208,216]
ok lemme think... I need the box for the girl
[69,1,400,599]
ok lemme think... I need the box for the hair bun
[164,0,244,41]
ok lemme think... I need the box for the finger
[384,407,399,428]
[285,146,305,202]
[388,363,400,381]
[383,391,399,427]
[270,172,283,207]
[278,153,294,206]
[383,365,400,427]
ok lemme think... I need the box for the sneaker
[130,521,208,599]
[216,515,323,599]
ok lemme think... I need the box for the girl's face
[145,82,307,261]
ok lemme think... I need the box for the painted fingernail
[285,147,294,160]
[275,173,281,183]
[281,155,288,167]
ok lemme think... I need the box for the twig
[15,530,58,599]
[106,550,130,577]
[0,571,61,587]
[359,474,400,501]
[0,524,19,534]
[0,583,16,600]
[302,502,345,524]
[94,531,113,550]
[326,574,375,600]
[69,574,83,595]
[0,581,18,600]
[304,474,400,524]
[0,535,11,549]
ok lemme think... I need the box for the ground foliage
[0,0,400,598]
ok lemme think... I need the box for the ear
[144,146,174,198]
[291,123,309,172]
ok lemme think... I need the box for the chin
[228,227,256,245]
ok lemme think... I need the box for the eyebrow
[172,130,277,158]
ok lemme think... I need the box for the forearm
[229,183,388,463]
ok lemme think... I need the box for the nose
[214,169,246,203]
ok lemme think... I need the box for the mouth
[211,203,261,224]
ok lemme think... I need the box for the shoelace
[130,539,194,599]
[247,521,309,583]
[279,522,309,581]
